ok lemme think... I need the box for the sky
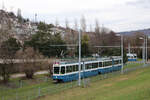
[1,0,150,32]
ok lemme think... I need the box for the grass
[124,62,144,69]
[0,73,77,100]
[137,58,143,61]
[0,62,146,100]
[38,65,150,100]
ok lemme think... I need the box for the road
[11,70,49,78]
[0,70,49,79]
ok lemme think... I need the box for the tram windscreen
[54,67,59,74]
[134,56,137,58]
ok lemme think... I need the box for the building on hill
[0,9,38,43]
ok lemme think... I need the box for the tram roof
[54,56,122,65]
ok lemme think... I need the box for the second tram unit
[127,53,137,61]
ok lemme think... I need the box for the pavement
[0,70,49,79]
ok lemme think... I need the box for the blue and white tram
[52,57,122,82]
[127,53,137,61]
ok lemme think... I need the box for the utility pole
[2,0,5,10]
[146,35,148,63]
[140,36,146,65]
[128,43,130,54]
[121,34,124,74]
[142,42,145,63]
[78,30,81,86]
[35,13,37,23]
[144,37,146,65]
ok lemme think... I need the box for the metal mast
[78,30,81,86]
[121,34,124,74]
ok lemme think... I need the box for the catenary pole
[146,35,148,63]
[78,30,81,86]
[121,34,124,74]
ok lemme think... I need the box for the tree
[81,34,90,57]
[123,48,128,64]
[0,37,20,83]
[25,22,67,57]
[76,34,90,57]
[89,24,93,32]
[17,8,23,23]
[80,15,86,32]
[16,47,46,79]
[2,37,21,55]
[95,19,100,33]
[55,18,59,27]
[65,18,69,29]
[0,43,14,83]
[74,19,78,31]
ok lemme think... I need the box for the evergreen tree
[25,22,66,57]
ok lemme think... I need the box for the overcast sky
[1,0,150,32]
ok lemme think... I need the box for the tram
[127,53,137,61]
[52,57,122,82]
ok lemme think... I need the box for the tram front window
[134,56,137,58]
[54,67,60,74]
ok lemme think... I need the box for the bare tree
[64,29,78,57]
[95,19,100,33]
[65,18,69,29]
[55,18,59,27]
[0,40,16,83]
[0,19,15,83]
[90,24,93,32]
[80,15,86,32]
[74,18,78,31]
[17,8,22,18]
[17,8,23,23]
[16,47,47,79]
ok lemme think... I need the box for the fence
[0,81,78,100]
[0,62,150,100]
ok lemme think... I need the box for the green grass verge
[0,62,146,100]
[38,65,150,100]
[124,62,144,69]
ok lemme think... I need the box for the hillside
[0,9,38,41]
[120,28,150,35]
[0,9,76,42]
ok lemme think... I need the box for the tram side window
[114,60,119,64]
[66,66,73,73]
[85,63,92,69]
[81,64,83,70]
[66,66,69,73]
[99,62,102,67]
[104,61,112,66]
[92,63,98,68]
[54,67,59,74]
[76,65,79,71]
[85,64,88,69]
[89,63,93,69]
[119,60,121,63]
[61,66,65,74]
[73,65,76,72]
